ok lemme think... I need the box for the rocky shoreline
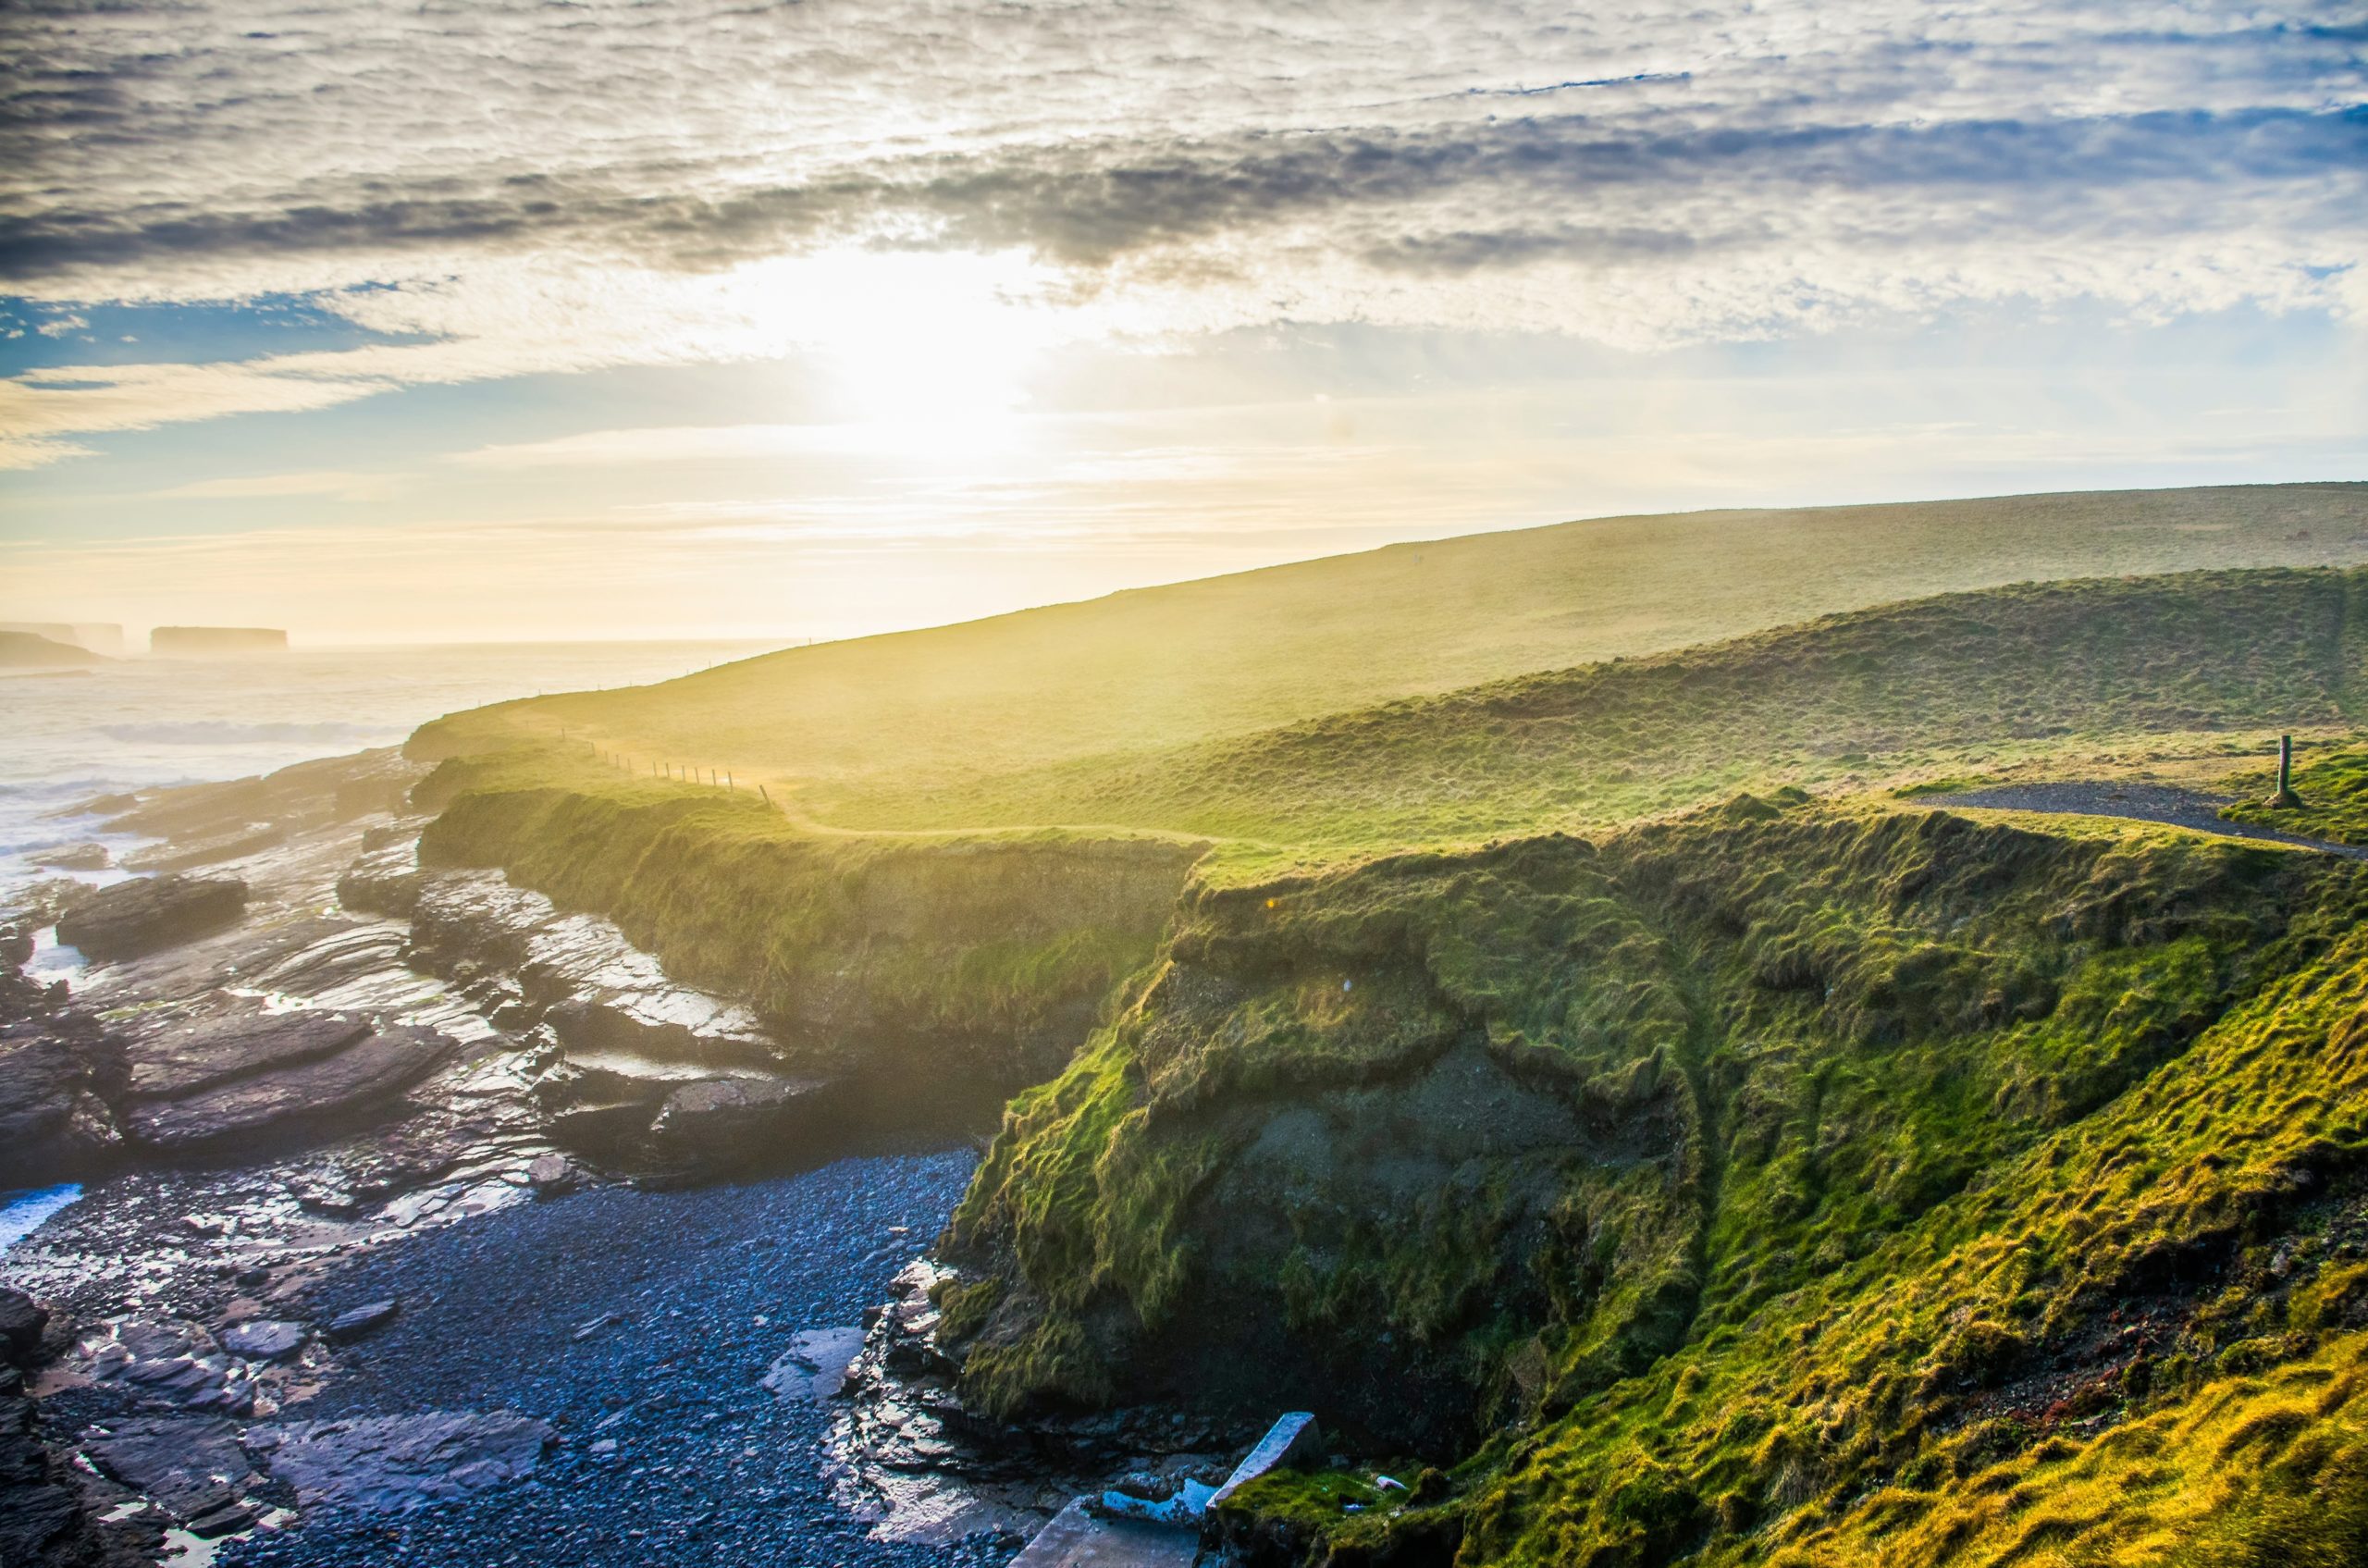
[0,748,1211,1566]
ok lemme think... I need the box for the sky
[0,1,2363,646]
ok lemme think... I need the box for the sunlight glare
[735,249,1065,459]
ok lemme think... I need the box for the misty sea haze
[0,641,774,888]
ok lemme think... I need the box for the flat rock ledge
[126,1023,456,1150]
[56,874,248,960]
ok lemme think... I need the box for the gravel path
[217,1145,1014,1568]
[1925,782,2368,860]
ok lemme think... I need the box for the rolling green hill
[418,483,2368,834]
[822,565,2368,866]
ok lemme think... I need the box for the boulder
[56,875,247,960]
[80,1415,257,1520]
[324,1300,400,1342]
[0,1023,124,1181]
[336,839,424,918]
[648,1074,831,1152]
[125,1025,453,1149]
[0,1289,46,1366]
[525,1153,580,1196]
[220,1320,303,1360]
[27,844,109,871]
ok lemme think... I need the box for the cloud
[0,0,2360,463]
[0,433,97,469]
[449,425,822,470]
[146,468,394,500]
[6,105,2358,284]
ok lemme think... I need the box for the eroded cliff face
[929,794,2359,1559]
[413,752,1205,1101]
[940,833,1710,1448]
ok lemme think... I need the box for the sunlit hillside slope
[418,484,2368,827]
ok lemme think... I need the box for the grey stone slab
[1009,1499,1201,1568]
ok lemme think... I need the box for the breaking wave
[93,720,393,747]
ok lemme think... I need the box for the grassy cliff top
[822,564,2368,864]
[943,791,2368,1566]
[424,560,2368,883]
[415,484,2368,825]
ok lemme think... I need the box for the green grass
[417,484,2368,834]
[1456,861,2368,1568]
[423,563,2368,895]
[2222,741,2368,846]
[830,566,2368,873]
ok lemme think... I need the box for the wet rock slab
[127,1026,457,1149]
[29,843,111,871]
[82,1414,259,1524]
[248,1411,553,1512]
[1006,1499,1198,1568]
[404,867,831,1169]
[125,822,288,873]
[56,875,248,960]
[121,1007,375,1100]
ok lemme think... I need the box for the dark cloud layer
[4,103,2360,283]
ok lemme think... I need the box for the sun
[733,248,1067,458]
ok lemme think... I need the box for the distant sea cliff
[150,626,289,656]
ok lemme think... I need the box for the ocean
[0,640,776,892]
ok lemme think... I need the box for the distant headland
[0,629,104,668]
[149,626,290,657]
[0,621,123,657]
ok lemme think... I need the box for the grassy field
[417,483,2368,835]
[826,566,2368,872]
[2224,741,2368,846]
[425,564,2368,890]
